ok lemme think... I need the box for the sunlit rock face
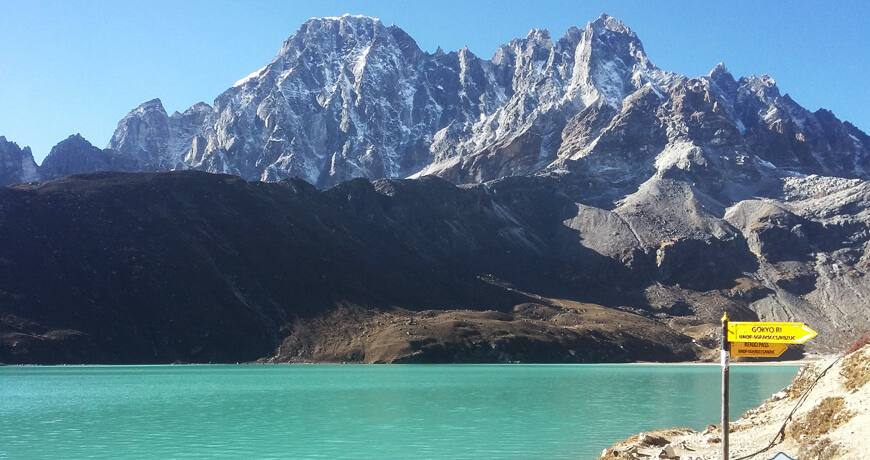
[108,98,213,171]
[105,14,870,188]
[4,14,869,188]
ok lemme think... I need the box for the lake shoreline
[0,358,821,367]
[601,346,869,459]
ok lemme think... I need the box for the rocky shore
[600,344,870,459]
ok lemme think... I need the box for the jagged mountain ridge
[1,14,867,189]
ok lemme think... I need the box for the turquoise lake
[0,364,798,459]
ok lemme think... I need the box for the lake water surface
[0,364,798,459]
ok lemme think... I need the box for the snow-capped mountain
[176,13,703,186]
[2,14,868,189]
[141,13,870,188]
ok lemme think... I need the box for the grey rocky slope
[109,99,212,171]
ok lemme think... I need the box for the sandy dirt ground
[600,344,870,459]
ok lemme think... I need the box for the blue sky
[2,0,868,162]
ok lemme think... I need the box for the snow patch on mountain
[234,66,267,87]
[4,14,868,190]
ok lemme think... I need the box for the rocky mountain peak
[56,133,90,148]
[386,24,424,61]
[108,98,171,169]
[568,13,663,108]
[40,132,136,180]
[172,102,212,119]
[590,13,636,37]
[0,136,39,185]
[525,28,552,41]
[109,97,211,172]
[136,97,165,112]
[280,14,387,58]
[298,14,385,33]
[709,62,729,76]
[118,98,169,123]
[708,62,738,96]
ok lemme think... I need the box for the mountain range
[3,14,868,188]
[2,14,869,363]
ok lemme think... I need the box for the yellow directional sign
[731,341,789,358]
[727,321,817,344]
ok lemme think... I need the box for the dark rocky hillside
[3,168,868,363]
[1,171,753,364]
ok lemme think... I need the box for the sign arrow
[727,321,818,344]
[731,341,789,358]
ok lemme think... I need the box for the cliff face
[0,136,38,186]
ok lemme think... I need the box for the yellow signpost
[727,321,818,344]
[730,341,789,358]
[720,316,818,459]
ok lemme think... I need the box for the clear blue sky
[2,0,868,162]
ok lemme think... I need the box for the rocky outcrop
[0,136,38,186]
[723,177,870,350]
[108,99,212,170]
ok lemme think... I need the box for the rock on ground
[600,344,870,459]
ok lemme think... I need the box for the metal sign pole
[721,312,730,460]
